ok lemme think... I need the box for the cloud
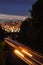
[0,14,28,21]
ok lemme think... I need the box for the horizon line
[0,14,29,21]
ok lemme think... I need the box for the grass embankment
[0,41,5,65]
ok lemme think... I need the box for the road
[4,38,43,65]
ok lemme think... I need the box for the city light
[1,21,21,32]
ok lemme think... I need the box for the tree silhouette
[17,18,34,46]
[31,0,43,22]
[0,25,7,40]
[31,0,43,52]
[17,0,43,53]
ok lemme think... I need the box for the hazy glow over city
[0,14,28,21]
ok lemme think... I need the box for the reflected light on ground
[22,50,32,57]
[19,46,28,51]
[14,50,24,57]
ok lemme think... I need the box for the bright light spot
[14,50,24,57]
[22,50,32,57]
[11,29,13,32]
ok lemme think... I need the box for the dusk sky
[0,0,36,17]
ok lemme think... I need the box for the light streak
[14,49,33,65]
[14,50,24,57]
[22,50,32,57]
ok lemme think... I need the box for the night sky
[0,0,36,16]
